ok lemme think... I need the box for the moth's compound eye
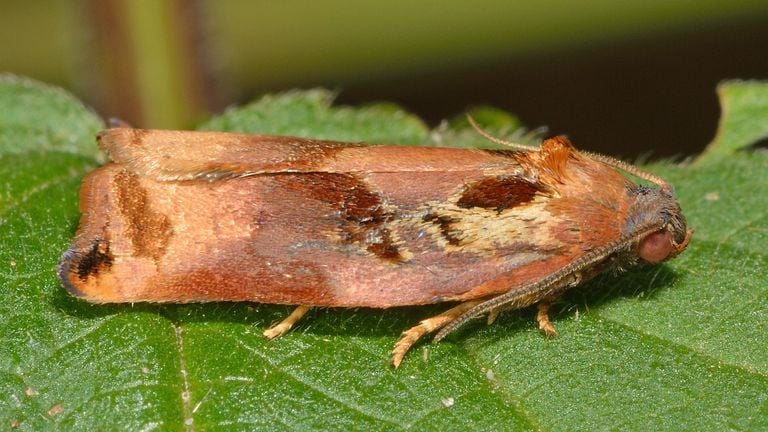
[638,229,674,263]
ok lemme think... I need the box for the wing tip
[57,249,87,299]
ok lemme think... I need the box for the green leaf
[697,80,768,164]
[2,77,766,431]
[198,88,429,145]
[0,74,103,158]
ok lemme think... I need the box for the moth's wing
[59,138,631,307]
[99,128,345,180]
[58,164,579,306]
[64,132,632,306]
[98,128,520,180]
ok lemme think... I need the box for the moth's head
[634,187,693,263]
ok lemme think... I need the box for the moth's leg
[536,300,558,337]
[488,300,557,330]
[391,300,482,368]
[537,271,583,337]
[263,305,311,340]
[486,304,514,325]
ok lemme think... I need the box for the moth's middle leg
[535,272,582,337]
[391,300,482,368]
[263,305,312,339]
[536,298,559,337]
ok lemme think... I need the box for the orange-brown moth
[58,118,692,367]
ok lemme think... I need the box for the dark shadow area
[52,284,443,339]
[324,17,768,159]
[749,135,768,151]
[565,263,679,308]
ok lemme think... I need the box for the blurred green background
[2,0,768,157]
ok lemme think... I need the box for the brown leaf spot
[114,170,172,261]
[457,176,540,212]
[47,403,64,417]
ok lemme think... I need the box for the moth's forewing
[60,130,638,307]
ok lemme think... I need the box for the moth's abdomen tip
[57,249,87,299]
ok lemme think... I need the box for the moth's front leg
[391,300,482,368]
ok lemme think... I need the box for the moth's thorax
[519,138,689,267]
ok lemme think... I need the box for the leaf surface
[1,76,766,431]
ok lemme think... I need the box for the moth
[58,118,692,367]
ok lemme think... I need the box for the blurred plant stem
[85,0,218,128]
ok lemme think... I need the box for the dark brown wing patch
[422,213,463,246]
[276,173,405,262]
[114,170,172,261]
[75,238,113,280]
[457,176,541,212]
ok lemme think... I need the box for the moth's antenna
[466,114,539,151]
[468,114,672,193]
[433,221,665,343]
[579,150,672,192]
